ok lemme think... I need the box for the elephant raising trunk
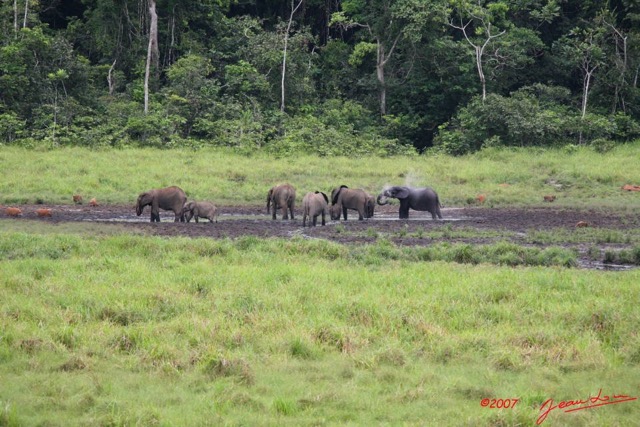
[376,194,390,206]
[377,186,442,220]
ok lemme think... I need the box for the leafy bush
[433,85,640,155]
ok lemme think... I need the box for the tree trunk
[476,46,487,102]
[14,0,18,36]
[376,44,387,116]
[281,0,303,113]
[375,34,400,116]
[144,0,159,114]
[23,0,29,28]
[108,59,117,96]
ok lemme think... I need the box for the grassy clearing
[0,143,639,208]
[1,229,640,426]
[1,145,639,425]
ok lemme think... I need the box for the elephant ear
[393,187,411,199]
[331,186,347,205]
[136,192,150,215]
[318,192,329,204]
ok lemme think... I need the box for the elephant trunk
[136,202,143,216]
[376,194,389,206]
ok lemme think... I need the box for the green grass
[1,143,640,208]
[2,144,640,425]
[1,229,640,426]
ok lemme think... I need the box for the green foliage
[434,86,640,154]
[0,0,640,152]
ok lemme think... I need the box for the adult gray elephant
[267,183,296,220]
[330,185,370,221]
[377,186,442,220]
[182,201,218,223]
[136,186,187,222]
[302,191,329,227]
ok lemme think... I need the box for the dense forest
[1,0,639,155]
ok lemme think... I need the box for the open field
[0,144,639,209]
[1,145,640,425]
[1,227,640,426]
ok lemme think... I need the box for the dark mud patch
[2,204,638,269]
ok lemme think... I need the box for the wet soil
[2,204,639,269]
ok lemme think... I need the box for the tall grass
[1,230,639,425]
[1,143,639,208]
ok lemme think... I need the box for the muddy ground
[2,203,639,269]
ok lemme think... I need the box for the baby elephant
[302,191,329,227]
[182,201,218,223]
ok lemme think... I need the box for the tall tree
[330,0,405,116]
[447,1,507,102]
[331,0,442,116]
[555,23,605,119]
[144,0,159,114]
[281,0,304,112]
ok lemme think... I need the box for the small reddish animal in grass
[89,198,98,207]
[621,184,640,192]
[73,194,83,204]
[476,194,486,204]
[36,208,52,217]
[5,207,22,217]
[543,195,556,202]
[576,221,589,228]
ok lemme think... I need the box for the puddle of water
[578,260,636,271]
[373,213,476,221]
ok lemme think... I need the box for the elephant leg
[289,204,295,220]
[321,212,325,226]
[399,201,410,219]
[342,206,348,221]
[303,212,307,227]
[195,216,199,223]
[358,207,364,221]
[272,204,277,220]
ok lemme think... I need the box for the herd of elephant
[135,184,443,226]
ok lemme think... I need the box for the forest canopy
[1,0,639,155]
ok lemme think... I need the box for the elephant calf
[302,191,329,227]
[182,201,218,223]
